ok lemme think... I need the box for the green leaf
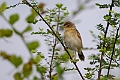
[114,0,120,7]
[0,51,8,59]
[22,61,33,77]
[0,29,13,38]
[34,54,42,63]
[96,24,105,32]
[31,50,36,53]
[61,7,67,10]
[56,3,63,8]
[37,66,47,74]
[31,9,37,16]
[59,50,73,62]
[104,14,111,21]
[64,11,69,16]
[95,3,101,6]
[9,14,19,25]
[47,29,52,34]
[1,52,22,67]
[22,25,32,33]
[101,75,114,80]
[26,14,35,23]
[26,9,38,24]
[0,29,4,38]
[37,52,44,58]
[99,48,106,53]
[95,3,110,8]
[9,55,23,67]
[114,12,120,18]
[14,72,23,80]
[27,41,39,51]
[4,29,13,37]
[65,68,76,71]
[0,2,6,13]
[33,76,39,80]
[55,62,64,77]
[52,74,59,80]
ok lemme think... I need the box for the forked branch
[98,0,114,79]
[107,24,120,76]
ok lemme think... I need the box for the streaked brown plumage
[63,21,85,61]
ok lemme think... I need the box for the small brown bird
[63,21,85,61]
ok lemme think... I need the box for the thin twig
[98,0,114,79]
[105,54,120,67]
[49,8,60,80]
[82,47,119,65]
[24,0,85,80]
[1,13,33,57]
[107,24,120,76]
[56,8,60,31]
[49,39,57,80]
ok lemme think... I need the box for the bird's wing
[76,29,83,47]
[76,29,82,41]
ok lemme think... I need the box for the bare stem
[107,24,120,76]
[24,0,85,80]
[98,0,114,79]
[49,39,57,80]
[49,8,60,80]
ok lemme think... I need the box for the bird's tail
[78,51,85,61]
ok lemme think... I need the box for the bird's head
[62,21,76,30]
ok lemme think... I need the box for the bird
[62,21,85,61]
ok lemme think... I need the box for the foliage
[85,0,120,80]
[0,0,120,80]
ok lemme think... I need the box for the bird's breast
[64,31,80,51]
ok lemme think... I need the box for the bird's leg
[73,51,76,60]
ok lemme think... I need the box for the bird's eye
[67,24,69,27]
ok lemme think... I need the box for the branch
[105,54,120,67]
[98,0,114,79]
[49,39,57,80]
[83,47,120,65]
[24,0,85,80]
[49,8,60,80]
[107,24,120,77]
